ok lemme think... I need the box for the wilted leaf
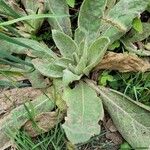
[46,0,72,36]
[0,93,55,149]
[52,30,78,58]
[63,81,104,144]
[23,111,64,137]
[95,52,150,72]
[0,87,42,115]
[98,87,150,148]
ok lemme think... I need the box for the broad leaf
[0,33,57,58]
[26,70,49,89]
[14,38,57,58]
[98,87,150,148]
[102,0,149,43]
[78,0,106,33]
[124,23,150,43]
[52,30,78,58]
[63,82,104,144]
[83,37,110,74]
[63,69,82,86]
[46,0,72,36]
[32,58,63,78]
[77,0,106,44]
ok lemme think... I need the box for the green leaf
[121,40,150,56]
[20,0,45,34]
[14,38,57,58]
[98,87,150,148]
[46,0,72,36]
[52,30,78,58]
[0,14,68,27]
[125,23,150,43]
[102,0,149,43]
[108,40,120,50]
[0,33,57,58]
[77,0,106,44]
[98,72,114,86]
[66,0,75,7]
[26,70,48,89]
[0,0,21,18]
[83,37,110,74]
[63,69,82,86]
[63,82,104,144]
[32,58,63,78]
[78,0,106,33]
[0,94,55,149]
[132,17,143,33]
[0,40,27,54]
[120,142,131,149]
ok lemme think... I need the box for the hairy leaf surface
[46,0,72,36]
[98,87,150,148]
[63,82,104,144]
[52,30,78,58]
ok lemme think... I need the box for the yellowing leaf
[63,82,104,144]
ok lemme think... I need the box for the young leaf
[66,0,75,7]
[132,17,143,33]
[52,30,78,58]
[83,37,110,74]
[46,0,72,36]
[63,69,82,86]
[63,82,104,144]
[124,23,150,43]
[98,87,150,148]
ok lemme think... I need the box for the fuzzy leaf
[46,0,72,36]
[32,58,63,78]
[78,0,106,33]
[63,69,82,86]
[63,82,104,144]
[125,23,150,43]
[77,0,106,44]
[52,30,78,58]
[98,87,150,148]
[102,0,149,43]
[83,37,110,74]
